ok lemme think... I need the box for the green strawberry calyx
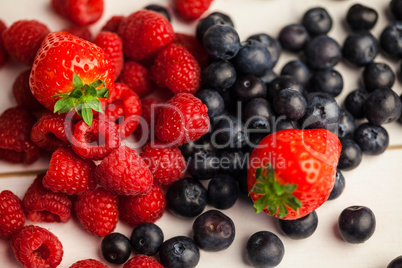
[52,73,109,126]
[250,163,302,218]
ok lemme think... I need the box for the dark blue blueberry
[242,98,274,133]
[346,4,378,31]
[230,75,267,102]
[247,33,281,67]
[101,233,132,264]
[364,87,402,125]
[337,109,356,139]
[391,0,402,20]
[207,174,239,209]
[211,114,249,149]
[273,89,307,121]
[196,15,230,44]
[259,69,278,84]
[237,172,250,197]
[244,133,267,154]
[144,4,171,21]
[342,31,378,66]
[218,150,248,177]
[302,7,332,36]
[278,211,318,240]
[280,60,310,86]
[304,35,342,70]
[188,150,220,180]
[179,136,216,160]
[201,60,237,92]
[203,24,241,60]
[388,256,402,268]
[363,62,395,92]
[328,169,345,201]
[130,222,164,256]
[159,236,200,268]
[338,206,376,244]
[380,22,402,59]
[195,89,225,118]
[354,123,389,155]
[266,75,304,102]
[338,138,363,171]
[220,89,236,113]
[208,12,234,27]
[274,118,299,132]
[344,89,369,119]
[166,178,208,217]
[278,24,309,52]
[308,69,343,97]
[246,231,285,268]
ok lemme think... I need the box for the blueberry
[259,69,278,84]
[342,31,378,66]
[280,60,310,86]
[278,211,318,240]
[302,7,332,36]
[230,75,267,102]
[211,114,249,149]
[354,123,389,155]
[196,15,230,44]
[130,223,164,256]
[101,233,132,264]
[144,4,171,21]
[307,68,343,97]
[266,75,304,102]
[278,24,309,52]
[304,35,342,70]
[218,149,248,177]
[195,89,225,118]
[208,12,234,27]
[159,236,200,268]
[338,138,363,171]
[364,87,402,125]
[388,255,402,268]
[244,132,268,154]
[188,150,220,180]
[346,4,378,31]
[344,89,369,119]
[337,109,356,139]
[328,169,345,201]
[246,231,285,268]
[273,89,307,121]
[380,22,402,59]
[192,210,235,251]
[338,206,376,244]
[363,62,395,92]
[203,24,241,60]
[242,98,275,133]
[207,174,239,209]
[391,0,402,20]
[247,33,282,67]
[179,136,216,160]
[166,178,208,217]
[274,118,299,132]
[201,60,237,92]
[220,89,236,113]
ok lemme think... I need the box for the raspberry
[43,147,97,195]
[51,0,104,26]
[2,20,50,65]
[10,225,63,268]
[120,184,166,227]
[74,187,119,237]
[95,146,153,196]
[93,31,124,80]
[118,61,156,97]
[156,93,210,146]
[123,255,163,268]
[134,97,164,142]
[71,118,121,160]
[141,140,187,186]
[64,25,92,41]
[12,69,44,112]
[0,19,8,67]
[175,33,209,68]
[151,43,201,94]
[30,112,69,152]
[69,259,109,268]
[0,190,25,239]
[0,107,40,164]
[118,9,175,62]
[101,15,126,33]
[174,0,213,20]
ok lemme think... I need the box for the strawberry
[12,69,44,112]
[101,15,125,33]
[29,31,114,126]
[70,259,109,268]
[174,33,209,68]
[174,0,213,20]
[0,190,25,239]
[51,0,104,26]
[247,129,341,220]
[0,19,8,67]
[123,255,163,268]
[118,61,156,97]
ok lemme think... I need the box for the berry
[337,109,356,139]
[159,236,200,268]
[179,136,216,160]
[247,33,282,68]
[0,190,25,239]
[101,233,132,264]
[354,123,389,155]
[272,88,307,121]
[63,25,92,41]
[380,22,402,59]
[280,60,310,86]
[22,174,72,223]
[328,169,345,201]
[346,4,378,31]
[130,222,164,256]
[342,31,378,66]
[12,69,43,112]
[75,187,119,237]
[123,255,163,268]
[195,89,225,118]
[364,87,402,125]
[203,24,241,60]
[212,114,249,149]
[207,174,239,210]
[391,0,402,20]
[230,75,267,102]
[144,4,171,21]
[278,210,318,239]
[174,32,209,68]
[266,75,304,102]
[242,98,274,133]
[196,14,233,44]
[101,15,125,33]
[69,259,109,268]
[362,62,395,92]
[188,150,220,180]
[304,35,342,70]
[278,24,309,52]
[51,0,104,26]
[218,149,248,176]
[338,206,376,244]
[134,97,163,142]
[0,19,8,67]
[118,61,155,97]
[308,68,344,97]
[246,231,284,268]
[95,146,153,196]
[344,89,369,119]
[174,0,213,20]
[302,7,332,36]
[10,225,63,268]
[388,256,402,268]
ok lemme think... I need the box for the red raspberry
[30,112,69,152]
[93,31,123,80]
[51,0,104,26]
[64,25,92,41]
[10,225,63,268]
[101,15,125,33]
[151,43,201,94]
[118,61,156,97]
[70,259,109,268]
[141,140,186,186]
[43,147,97,195]
[95,146,153,196]
[175,33,209,68]
[2,20,50,65]
[156,93,210,146]
[0,190,25,239]
[74,187,119,236]
[118,9,175,62]
[134,97,164,142]
[22,174,72,223]
[71,118,121,160]
[0,19,8,67]
[174,0,213,20]
[12,69,44,112]
[120,184,166,227]
[0,107,40,164]
[123,255,163,268]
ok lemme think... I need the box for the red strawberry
[74,187,119,236]
[0,190,25,239]
[0,107,40,164]
[101,15,125,33]
[174,0,213,20]
[93,31,123,80]
[151,43,201,94]
[118,61,156,97]
[64,25,92,41]
[134,97,164,142]
[2,20,50,65]
[156,93,210,146]
[70,259,109,268]
[174,33,209,68]
[43,147,97,195]
[0,19,8,67]
[30,31,114,126]
[95,146,153,196]
[247,129,341,220]
[51,0,104,26]
[12,69,44,112]
[141,140,187,186]
[10,225,63,268]
[22,174,72,223]
[123,255,163,268]
[118,9,175,62]
[120,184,166,227]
